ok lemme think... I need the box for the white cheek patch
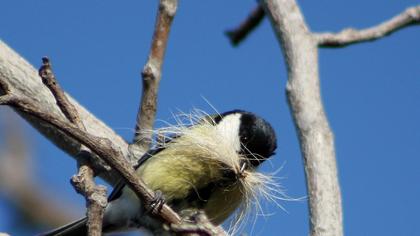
[215,113,242,153]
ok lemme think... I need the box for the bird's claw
[149,190,165,214]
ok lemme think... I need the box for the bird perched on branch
[40,109,278,235]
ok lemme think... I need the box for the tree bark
[0,40,129,185]
[261,0,343,235]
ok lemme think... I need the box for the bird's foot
[149,190,165,214]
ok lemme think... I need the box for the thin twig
[225,5,265,46]
[38,57,107,236]
[38,57,84,128]
[131,0,178,155]
[315,5,420,48]
[0,87,181,226]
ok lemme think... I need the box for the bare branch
[170,211,228,236]
[0,76,10,95]
[71,163,107,236]
[132,0,178,155]
[0,88,181,226]
[0,40,129,185]
[38,57,107,236]
[38,57,84,128]
[315,6,420,48]
[261,0,343,235]
[225,5,265,46]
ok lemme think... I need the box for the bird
[40,109,277,235]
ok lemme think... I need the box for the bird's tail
[38,217,87,236]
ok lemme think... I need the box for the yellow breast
[136,148,244,225]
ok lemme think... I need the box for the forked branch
[261,0,343,235]
[0,78,181,226]
[39,57,107,236]
[0,40,129,186]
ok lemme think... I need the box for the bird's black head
[215,110,277,168]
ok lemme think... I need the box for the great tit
[40,109,277,235]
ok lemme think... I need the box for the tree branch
[0,40,129,185]
[131,0,178,156]
[0,80,181,226]
[225,5,265,46]
[315,5,420,48]
[71,163,107,236]
[38,57,107,236]
[38,57,85,128]
[170,211,227,236]
[261,0,343,235]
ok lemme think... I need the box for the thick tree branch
[261,0,343,235]
[225,5,265,46]
[131,0,178,155]
[38,57,107,236]
[0,40,129,185]
[315,5,420,48]
[0,81,181,226]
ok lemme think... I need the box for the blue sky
[0,0,419,235]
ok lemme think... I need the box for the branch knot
[160,0,178,17]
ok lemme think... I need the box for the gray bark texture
[261,0,343,235]
[0,40,130,185]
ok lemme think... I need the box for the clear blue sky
[0,1,419,235]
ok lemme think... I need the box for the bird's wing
[107,147,165,202]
